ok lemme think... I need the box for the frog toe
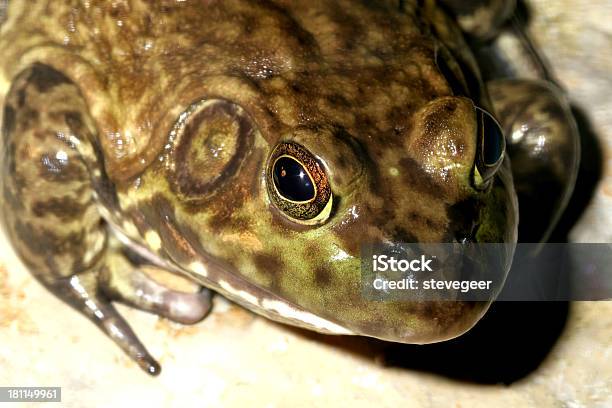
[99,248,213,325]
[157,287,213,325]
[105,270,213,325]
[47,272,161,376]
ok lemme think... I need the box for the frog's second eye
[474,107,506,188]
[267,143,333,225]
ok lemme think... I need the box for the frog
[0,0,579,375]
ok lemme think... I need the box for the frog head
[128,73,517,344]
[100,2,519,344]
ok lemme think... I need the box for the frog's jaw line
[106,214,352,334]
[260,298,354,335]
[189,261,209,277]
[214,278,354,335]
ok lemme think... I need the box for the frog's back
[0,0,459,180]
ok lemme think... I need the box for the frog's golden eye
[267,142,333,225]
[473,107,506,188]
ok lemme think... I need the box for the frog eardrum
[166,99,255,200]
[266,142,333,225]
[473,107,506,188]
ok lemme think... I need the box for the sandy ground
[1,1,611,407]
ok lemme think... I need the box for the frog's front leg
[487,79,580,242]
[1,64,210,375]
[100,236,213,325]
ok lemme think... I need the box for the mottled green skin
[0,0,579,374]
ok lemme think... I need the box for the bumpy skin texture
[0,0,578,374]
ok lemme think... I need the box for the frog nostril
[456,233,476,244]
[453,220,479,244]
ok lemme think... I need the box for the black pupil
[480,111,505,166]
[273,157,315,202]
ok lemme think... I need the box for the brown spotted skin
[1,65,108,282]
[0,0,578,374]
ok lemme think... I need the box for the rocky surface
[1,1,611,407]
